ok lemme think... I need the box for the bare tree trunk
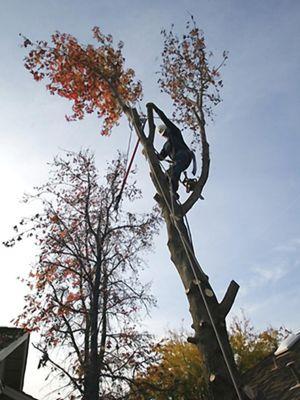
[125,107,249,400]
[84,305,100,399]
[161,203,242,400]
[84,263,102,400]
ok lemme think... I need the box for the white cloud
[239,262,288,298]
[273,238,300,253]
[251,264,286,284]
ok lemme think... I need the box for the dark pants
[167,150,192,193]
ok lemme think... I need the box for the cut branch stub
[219,280,240,318]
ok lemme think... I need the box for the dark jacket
[155,107,190,161]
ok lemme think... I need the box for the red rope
[114,138,140,211]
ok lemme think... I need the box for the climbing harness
[159,159,199,197]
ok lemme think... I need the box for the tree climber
[146,102,196,199]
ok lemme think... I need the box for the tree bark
[84,262,102,400]
[161,205,244,400]
[125,106,250,400]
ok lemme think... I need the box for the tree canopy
[21,16,227,144]
[129,316,290,400]
[5,150,161,400]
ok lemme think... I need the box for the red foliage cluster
[21,27,142,135]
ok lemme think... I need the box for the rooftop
[243,332,300,400]
[0,328,26,352]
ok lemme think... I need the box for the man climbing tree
[19,18,253,400]
[147,102,195,200]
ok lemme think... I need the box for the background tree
[20,18,248,399]
[130,316,289,400]
[131,331,209,400]
[229,314,289,374]
[5,150,161,400]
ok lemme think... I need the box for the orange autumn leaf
[21,28,142,135]
[66,292,80,302]
[59,230,67,238]
[50,214,59,223]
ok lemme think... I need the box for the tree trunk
[125,107,250,400]
[84,264,102,400]
[160,199,244,400]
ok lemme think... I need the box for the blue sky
[1,0,300,397]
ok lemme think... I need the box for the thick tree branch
[147,105,155,143]
[98,268,108,370]
[182,108,210,215]
[219,280,240,318]
[124,107,182,217]
[85,168,98,240]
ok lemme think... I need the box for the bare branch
[33,344,83,394]
[219,280,240,318]
[147,104,155,143]
[182,108,210,215]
